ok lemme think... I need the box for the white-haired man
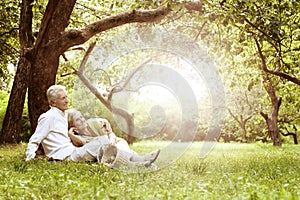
[25,85,160,166]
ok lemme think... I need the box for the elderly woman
[67,108,160,165]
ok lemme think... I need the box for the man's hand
[25,153,35,161]
[25,143,38,161]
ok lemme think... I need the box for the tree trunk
[260,101,282,146]
[27,0,76,130]
[255,38,282,146]
[0,0,34,143]
[260,94,282,146]
[28,50,61,129]
[259,78,282,146]
[241,121,248,142]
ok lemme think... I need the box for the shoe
[142,149,160,167]
[148,149,160,163]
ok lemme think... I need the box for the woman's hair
[67,108,79,129]
[46,85,66,105]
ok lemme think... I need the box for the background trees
[0,1,20,90]
[0,0,299,146]
[186,0,300,145]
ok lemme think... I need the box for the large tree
[0,0,171,143]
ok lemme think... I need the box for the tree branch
[77,42,96,74]
[107,57,153,103]
[0,27,18,37]
[34,0,60,50]
[194,21,207,42]
[59,6,171,50]
[94,68,112,88]
[254,33,300,86]
[260,111,268,121]
[255,38,280,106]
[227,108,242,127]
[242,13,279,52]
[184,1,202,12]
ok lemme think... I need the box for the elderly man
[25,85,160,167]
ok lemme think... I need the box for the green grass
[0,141,300,200]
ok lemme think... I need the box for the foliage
[0,142,300,199]
[0,0,19,90]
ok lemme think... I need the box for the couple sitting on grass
[25,85,160,169]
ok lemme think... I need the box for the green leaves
[0,1,20,90]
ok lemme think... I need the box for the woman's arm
[97,118,112,134]
[98,118,117,145]
[68,127,86,147]
[108,132,117,145]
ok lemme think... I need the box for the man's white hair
[46,85,66,104]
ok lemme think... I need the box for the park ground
[0,141,300,199]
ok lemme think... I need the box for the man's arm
[25,114,51,161]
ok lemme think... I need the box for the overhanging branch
[60,6,171,49]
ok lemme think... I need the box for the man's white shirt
[25,107,75,160]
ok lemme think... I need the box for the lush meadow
[0,141,299,200]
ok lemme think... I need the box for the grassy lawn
[0,141,299,199]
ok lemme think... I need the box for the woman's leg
[115,137,160,163]
[69,135,110,162]
[115,137,136,154]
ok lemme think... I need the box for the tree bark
[0,0,34,143]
